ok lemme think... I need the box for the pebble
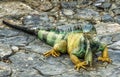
[62,9,75,16]
[101,14,114,22]
[11,46,19,52]
[0,43,12,58]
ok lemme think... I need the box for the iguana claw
[43,49,60,57]
[98,56,112,63]
[74,61,87,71]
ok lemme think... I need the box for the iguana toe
[74,61,87,71]
[43,49,60,57]
[52,51,60,57]
[43,51,51,57]
[98,56,112,63]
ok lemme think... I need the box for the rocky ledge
[0,1,120,77]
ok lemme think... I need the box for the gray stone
[11,68,43,77]
[95,2,112,10]
[95,23,120,35]
[11,46,19,52]
[61,1,77,9]
[109,49,120,65]
[102,2,112,9]
[100,35,113,45]
[2,33,35,46]
[4,36,28,46]
[112,7,120,15]
[39,1,53,12]
[101,14,114,22]
[22,13,51,30]
[0,43,12,58]
[0,1,37,17]
[115,0,120,6]
[62,9,75,16]
[49,16,56,23]
[35,63,67,75]
[54,71,90,77]
[9,51,68,76]
[96,0,106,3]
[0,28,19,37]
[114,15,120,24]
[39,13,49,22]
[109,41,120,50]
[9,52,44,69]
[75,9,101,21]
[112,33,120,42]
[94,2,102,7]
[22,14,41,25]
[0,62,11,77]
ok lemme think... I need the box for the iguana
[3,19,111,71]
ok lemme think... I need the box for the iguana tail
[3,19,65,46]
[3,19,38,36]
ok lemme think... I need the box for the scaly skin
[39,30,112,70]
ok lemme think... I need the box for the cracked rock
[9,52,44,69]
[100,35,113,45]
[34,63,67,75]
[0,43,12,58]
[95,23,120,35]
[109,41,120,50]
[112,33,120,42]
[0,28,19,37]
[75,9,101,21]
[0,62,11,77]
[11,68,42,77]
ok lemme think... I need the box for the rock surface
[0,1,120,77]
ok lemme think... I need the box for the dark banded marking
[42,31,49,42]
[38,30,65,46]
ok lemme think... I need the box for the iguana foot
[98,56,112,63]
[74,61,87,71]
[43,49,60,57]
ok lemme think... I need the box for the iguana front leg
[98,46,112,63]
[43,40,67,57]
[43,49,61,57]
[70,54,87,71]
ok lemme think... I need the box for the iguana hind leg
[98,46,112,63]
[70,54,87,71]
[43,40,67,57]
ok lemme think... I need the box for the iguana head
[82,23,97,40]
